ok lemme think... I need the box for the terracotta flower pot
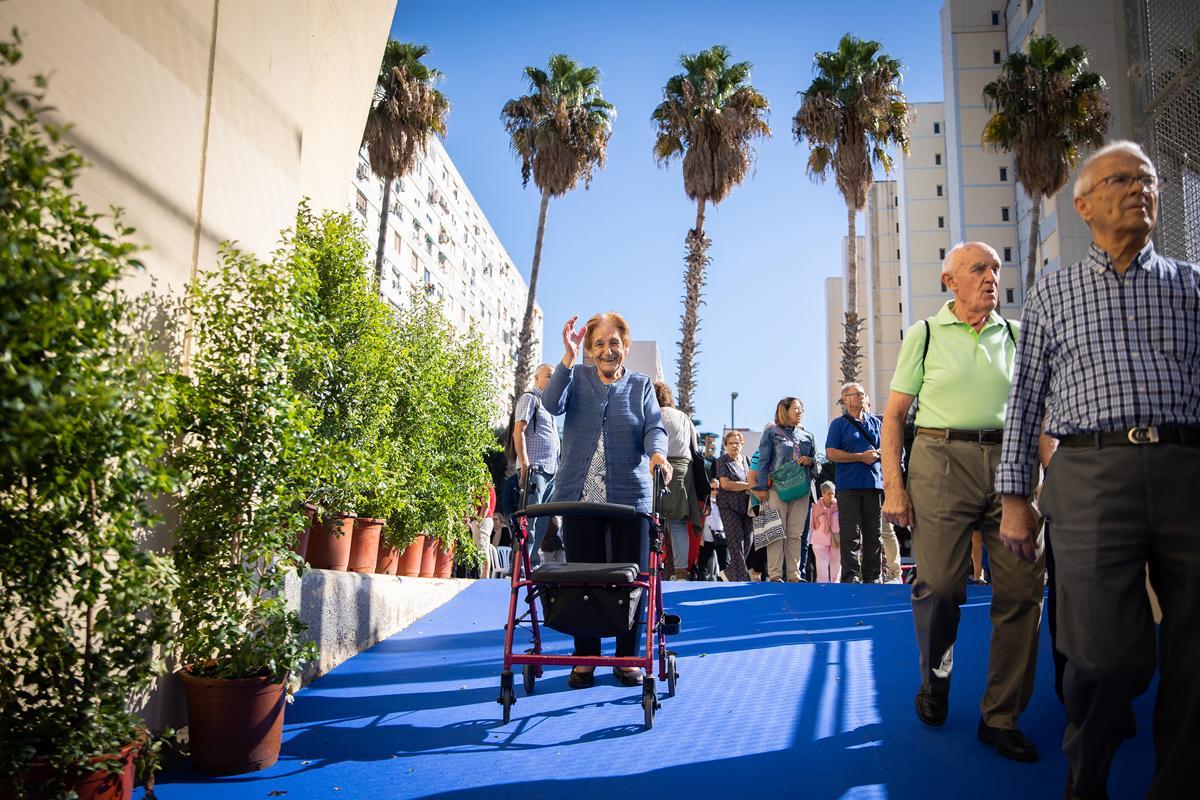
[375,537,400,575]
[291,503,317,559]
[19,740,140,800]
[418,536,439,578]
[348,517,384,573]
[305,513,354,571]
[398,535,425,577]
[434,541,456,579]
[180,670,287,775]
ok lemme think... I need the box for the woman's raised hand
[562,315,586,367]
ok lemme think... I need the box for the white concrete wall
[1,0,395,294]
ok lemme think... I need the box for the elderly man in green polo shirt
[881,241,1045,763]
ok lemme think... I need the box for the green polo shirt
[890,301,1019,430]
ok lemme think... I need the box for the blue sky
[390,0,947,445]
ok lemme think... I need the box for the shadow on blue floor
[145,581,1154,799]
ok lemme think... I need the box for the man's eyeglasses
[842,391,865,399]
[1086,173,1163,194]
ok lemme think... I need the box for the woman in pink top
[810,481,840,583]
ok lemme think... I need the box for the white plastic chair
[490,545,513,578]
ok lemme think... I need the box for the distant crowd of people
[479,140,1192,799]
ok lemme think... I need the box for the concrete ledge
[285,569,473,685]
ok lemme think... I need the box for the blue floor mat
[144,581,1154,799]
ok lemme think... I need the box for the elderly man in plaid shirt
[997,141,1199,800]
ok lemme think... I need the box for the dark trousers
[563,514,650,658]
[1041,443,1199,800]
[838,488,883,583]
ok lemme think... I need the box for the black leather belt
[1058,425,1200,448]
[917,427,1003,445]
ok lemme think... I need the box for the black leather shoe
[914,688,948,726]
[977,718,1040,762]
[613,667,644,686]
[567,668,594,689]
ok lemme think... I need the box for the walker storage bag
[533,562,642,638]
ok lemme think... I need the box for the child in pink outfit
[809,481,841,583]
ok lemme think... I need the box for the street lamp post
[730,391,738,430]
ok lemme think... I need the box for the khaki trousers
[908,437,1044,728]
[766,490,810,582]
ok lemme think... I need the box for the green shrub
[0,33,178,795]
[171,240,318,681]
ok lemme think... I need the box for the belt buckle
[1127,426,1159,445]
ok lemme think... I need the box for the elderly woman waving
[542,312,672,689]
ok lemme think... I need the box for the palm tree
[982,34,1108,293]
[652,45,770,415]
[362,41,450,287]
[502,54,614,407]
[793,34,911,385]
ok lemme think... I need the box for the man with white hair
[826,381,884,583]
[882,241,1045,763]
[997,140,1198,799]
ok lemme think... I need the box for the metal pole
[730,391,738,430]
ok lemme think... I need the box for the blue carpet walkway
[144,581,1154,799]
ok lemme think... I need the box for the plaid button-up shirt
[995,242,1200,497]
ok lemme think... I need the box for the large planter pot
[418,536,439,578]
[348,517,384,574]
[398,535,425,577]
[180,670,287,775]
[18,740,140,800]
[375,537,401,576]
[305,513,355,571]
[434,541,456,579]
[291,503,318,559]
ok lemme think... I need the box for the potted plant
[171,238,319,775]
[0,37,178,799]
[288,205,401,572]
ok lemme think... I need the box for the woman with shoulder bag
[751,397,817,582]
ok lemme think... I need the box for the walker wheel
[666,652,678,698]
[523,663,536,694]
[642,677,658,728]
[498,670,515,723]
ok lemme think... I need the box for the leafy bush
[386,297,496,562]
[0,33,178,794]
[171,241,318,680]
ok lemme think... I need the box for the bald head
[941,241,1001,319]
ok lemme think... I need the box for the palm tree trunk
[1024,194,1041,296]
[676,197,710,417]
[375,179,392,289]
[513,188,551,411]
[841,203,862,384]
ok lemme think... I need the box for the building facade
[350,136,542,410]
[863,180,904,412]
[898,102,954,323]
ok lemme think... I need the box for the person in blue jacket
[542,311,671,689]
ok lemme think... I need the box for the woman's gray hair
[1072,140,1154,199]
[820,481,836,494]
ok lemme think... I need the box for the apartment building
[350,136,542,409]
[863,180,904,411]
[898,102,954,323]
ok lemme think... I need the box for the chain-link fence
[1141,0,1200,261]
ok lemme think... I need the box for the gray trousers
[1041,442,1199,800]
[907,437,1044,728]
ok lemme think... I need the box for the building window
[936,184,943,197]
[933,122,941,134]
[894,196,899,207]
[900,329,904,341]
[1004,246,1013,262]
[393,231,402,252]
[991,10,1000,25]
[939,247,946,259]
[411,251,419,272]
[937,216,945,228]
[898,301,903,313]
[999,166,1008,182]
[895,222,900,233]
[993,50,1002,64]
[355,191,367,218]
[935,153,942,165]
[1006,288,1015,303]
[896,249,901,259]
[1001,206,1011,222]
[897,275,902,286]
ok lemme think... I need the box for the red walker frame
[496,469,678,727]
